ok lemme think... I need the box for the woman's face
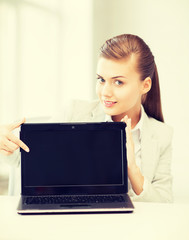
[96,55,146,122]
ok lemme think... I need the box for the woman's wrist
[128,165,144,195]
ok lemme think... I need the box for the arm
[124,117,144,195]
[123,116,173,202]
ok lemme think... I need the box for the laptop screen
[20,122,127,195]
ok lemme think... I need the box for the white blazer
[2,99,173,202]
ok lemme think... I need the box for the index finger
[8,132,30,152]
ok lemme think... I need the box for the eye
[115,80,123,86]
[97,77,105,84]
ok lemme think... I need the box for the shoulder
[149,117,173,136]
[70,99,100,111]
[52,99,104,122]
[143,112,173,145]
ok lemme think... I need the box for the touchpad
[60,204,91,208]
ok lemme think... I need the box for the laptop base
[17,194,134,214]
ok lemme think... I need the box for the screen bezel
[20,122,127,196]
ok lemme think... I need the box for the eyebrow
[111,76,126,79]
[96,74,126,79]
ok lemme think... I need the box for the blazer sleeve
[130,124,174,203]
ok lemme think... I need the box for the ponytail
[142,64,164,122]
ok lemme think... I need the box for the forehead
[96,55,139,78]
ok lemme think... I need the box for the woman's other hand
[0,118,30,156]
[122,115,144,195]
[121,115,136,169]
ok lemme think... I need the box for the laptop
[17,122,134,214]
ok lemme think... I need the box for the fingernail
[25,148,30,152]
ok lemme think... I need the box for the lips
[103,100,117,108]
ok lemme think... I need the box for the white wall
[93,0,189,202]
[0,0,93,124]
[60,0,93,106]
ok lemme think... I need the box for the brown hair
[99,34,164,122]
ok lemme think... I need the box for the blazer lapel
[141,113,159,181]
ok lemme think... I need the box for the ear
[141,77,152,94]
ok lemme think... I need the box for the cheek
[116,85,141,104]
[95,83,100,96]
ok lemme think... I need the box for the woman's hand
[0,118,30,156]
[122,115,144,195]
[122,115,137,169]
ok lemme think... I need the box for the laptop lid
[20,122,127,196]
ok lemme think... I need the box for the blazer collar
[141,112,159,180]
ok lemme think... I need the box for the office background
[0,0,189,202]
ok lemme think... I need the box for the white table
[0,196,189,240]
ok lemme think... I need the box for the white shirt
[105,105,145,197]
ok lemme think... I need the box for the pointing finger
[8,132,30,152]
[4,138,19,152]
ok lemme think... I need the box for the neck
[112,106,141,129]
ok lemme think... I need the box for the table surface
[0,196,189,240]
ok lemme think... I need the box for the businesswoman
[0,34,173,202]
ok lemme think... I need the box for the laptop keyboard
[25,195,125,205]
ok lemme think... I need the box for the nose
[101,83,113,98]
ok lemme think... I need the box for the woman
[0,34,173,202]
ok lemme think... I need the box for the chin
[103,107,120,116]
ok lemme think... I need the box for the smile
[103,100,117,108]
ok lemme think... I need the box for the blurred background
[0,0,189,202]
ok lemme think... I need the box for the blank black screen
[22,129,124,187]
